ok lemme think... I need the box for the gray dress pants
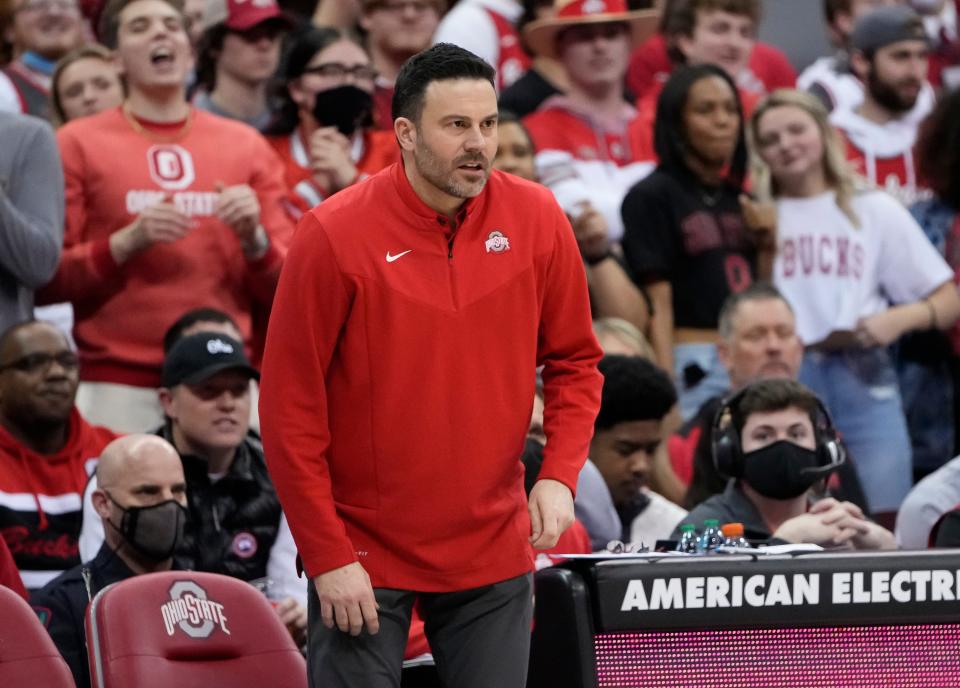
[307,572,534,688]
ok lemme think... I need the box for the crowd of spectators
[2,0,960,681]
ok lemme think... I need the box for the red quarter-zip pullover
[259,162,602,591]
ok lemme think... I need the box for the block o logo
[147,145,195,190]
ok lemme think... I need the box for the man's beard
[868,67,920,114]
[412,132,490,200]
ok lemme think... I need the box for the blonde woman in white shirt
[748,88,960,522]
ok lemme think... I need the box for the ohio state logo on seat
[159,580,231,638]
[147,145,196,191]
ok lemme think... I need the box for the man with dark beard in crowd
[831,5,934,208]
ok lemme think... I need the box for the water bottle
[676,524,699,553]
[698,519,724,553]
[721,522,751,549]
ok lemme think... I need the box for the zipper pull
[81,566,94,602]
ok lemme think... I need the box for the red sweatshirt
[259,163,603,591]
[626,33,797,101]
[39,107,295,387]
[0,408,117,589]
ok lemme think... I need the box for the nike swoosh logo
[386,250,412,263]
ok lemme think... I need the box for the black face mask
[106,494,187,562]
[741,440,825,500]
[312,85,374,137]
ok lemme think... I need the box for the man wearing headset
[672,378,895,549]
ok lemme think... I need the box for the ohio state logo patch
[207,338,235,355]
[160,580,231,638]
[485,230,510,254]
[147,145,196,190]
[231,532,258,559]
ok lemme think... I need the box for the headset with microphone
[711,385,846,480]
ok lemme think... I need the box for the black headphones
[711,386,846,480]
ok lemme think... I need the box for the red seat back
[85,571,306,688]
[0,584,75,687]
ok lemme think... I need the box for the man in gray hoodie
[0,112,63,332]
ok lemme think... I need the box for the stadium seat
[85,571,306,688]
[0,584,75,687]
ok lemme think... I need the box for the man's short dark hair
[99,0,185,49]
[163,308,239,353]
[730,378,820,436]
[717,281,794,339]
[391,43,496,123]
[595,355,677,431]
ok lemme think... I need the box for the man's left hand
[216,182,261,242]
[274,596,308,646]
[528,478,575,550]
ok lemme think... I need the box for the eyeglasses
[0,351,79,374]
[301,63,378,82]
[371,0,438,14]
[16,0,79,14]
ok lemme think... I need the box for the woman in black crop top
[621,64,774,421]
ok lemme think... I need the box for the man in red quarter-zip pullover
[259,43,603,688]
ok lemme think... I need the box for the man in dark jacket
[31,434,187,688]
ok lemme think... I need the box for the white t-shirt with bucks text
[773,189,952,345]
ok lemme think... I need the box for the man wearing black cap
[79,332,308,642]
[159,332,306,639]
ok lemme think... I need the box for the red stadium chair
[85,571,306,688]
[0,584,75,687]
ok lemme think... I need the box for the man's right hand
[109,195,192,265]
[313,561,380,636]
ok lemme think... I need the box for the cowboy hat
[523,0,659,59]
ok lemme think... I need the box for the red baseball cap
[205,0,293,32]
